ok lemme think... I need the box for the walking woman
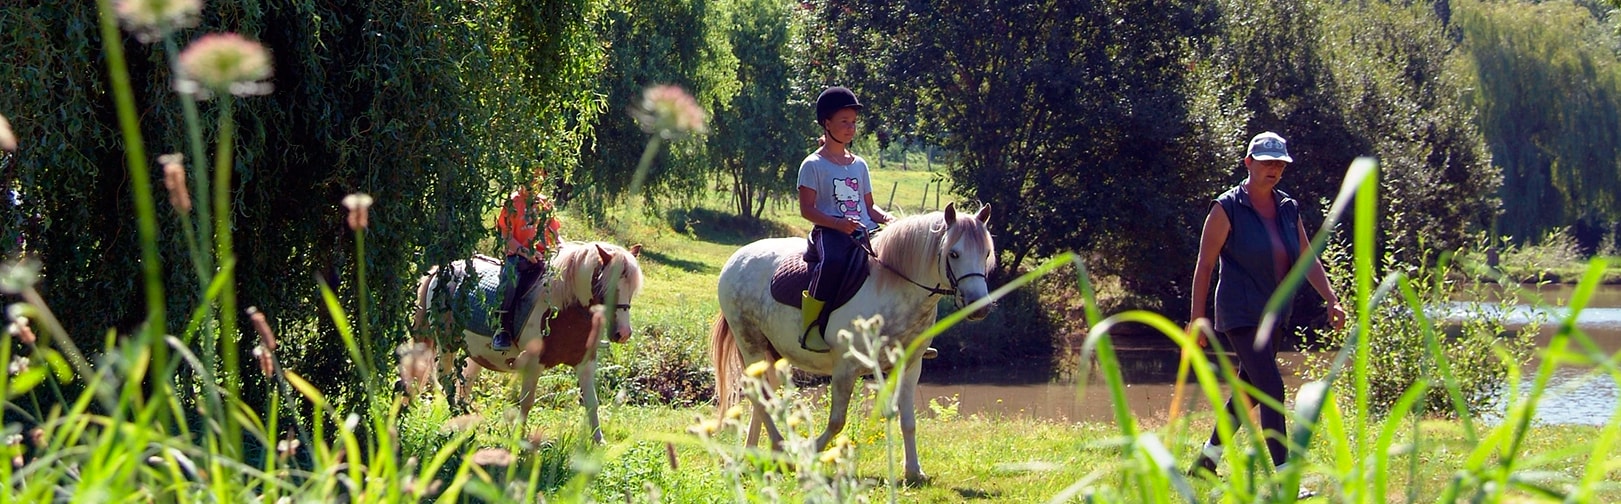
[1187,131,1347,480]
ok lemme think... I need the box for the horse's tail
[403,266,442,397]
[411,265,439,338]
[710,311,741,420]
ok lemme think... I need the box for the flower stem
[164,35,216,288]
[94,0,173,430]
[94,0,167,343]
[355,227,375,381]
[213,97,243,457]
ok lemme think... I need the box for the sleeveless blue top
[1213,184,1301,332]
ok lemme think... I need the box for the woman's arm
[1190,203,1229,325]
[1189,203,1229,347]
[1298,219,1346,329]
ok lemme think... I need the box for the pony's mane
[545,241,645,308]
[870,207,994,292]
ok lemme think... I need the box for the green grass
[429,385,1621,502]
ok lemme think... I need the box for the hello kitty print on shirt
[833,178,863,220]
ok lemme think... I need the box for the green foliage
[0,0,609,410]
[573,0,736,219]
[707,0,806,219]
[1460,0,1621,242]
[597,323,715,407]
[1302,241,1542,418]
[1498,227,1585,280]
[1310,0,1502,263]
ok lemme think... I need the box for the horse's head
[940,202,996,320]
[591,243,645,343]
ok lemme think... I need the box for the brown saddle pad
[769,241,869,315]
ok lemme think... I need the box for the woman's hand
[1326,301,1347,330]
[1186,318,1210,349]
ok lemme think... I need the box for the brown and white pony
[407,241,643,442]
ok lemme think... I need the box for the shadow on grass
[666,207,799,246]
[954,487,1001,499]
[637,249,713,274]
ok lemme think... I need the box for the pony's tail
[411,266,439,339]
[710,311,741,420]
[403,267,442,397]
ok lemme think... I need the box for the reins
[852,227,976,298]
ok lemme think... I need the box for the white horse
[407,241,644,442]
[711,202,995,481]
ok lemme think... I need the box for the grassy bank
[424,385,1621,502]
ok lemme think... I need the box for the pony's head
[550,242,645,343]
[873,202,996,319]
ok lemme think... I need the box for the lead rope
[852,229,957,297]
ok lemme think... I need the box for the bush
[1301,240,1542,418]
[1496,226,1586,282]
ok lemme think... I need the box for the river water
[915,284,1621,426]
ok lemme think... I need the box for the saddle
[434,254,546,340]
[769,238,870,347]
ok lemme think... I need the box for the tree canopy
[3,0,1618,365]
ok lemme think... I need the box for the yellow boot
[800,291,830,352]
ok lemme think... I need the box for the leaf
[7,367,46,398]
[282,370,328,411]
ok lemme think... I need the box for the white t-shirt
[797,152,876,230]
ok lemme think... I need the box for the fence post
[919,181,930,213]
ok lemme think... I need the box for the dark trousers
[1207,325,1289,466]
[498,254,546,336]
[805,226,858,302]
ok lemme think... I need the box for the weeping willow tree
[571,0,738,220]
[0,0,609,408]
[1460,0,1621,245]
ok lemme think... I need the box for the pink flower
[247,307,277,376]
[469,448,513,466]
[342,193,373,231]
[8,317,36,346]
[114,0,201,43]
[632,85,707,139]
[160,153,191,212]
[178,33,273,98]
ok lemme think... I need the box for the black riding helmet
[815,86,863,124]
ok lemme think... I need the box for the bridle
[853,226,985,303]
[590,262,633,312]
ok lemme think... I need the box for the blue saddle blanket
[426,256,541,337]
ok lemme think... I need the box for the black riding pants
[1206,325,1289,466]
[806,226,858,302]
[499,254,546,334]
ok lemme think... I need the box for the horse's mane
[545,241,645,309]
[870,206,995,293]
